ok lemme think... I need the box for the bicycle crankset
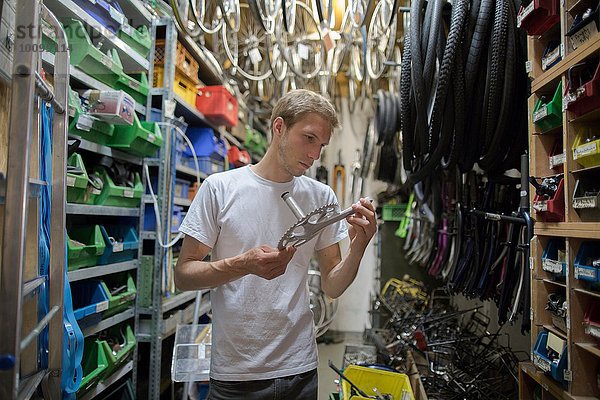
[277,192,371,249]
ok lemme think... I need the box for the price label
[541,46,560,70]
[570,21,598,50]
[249,47,263,65]
[532,106,548,122]
[519,1,535,26]
[575,266,597,280]
[165,100,176,119]
[549,153,566,168]
[564,370,572,381]
[573,196,598,209]
[96,300,109,313]
[574,141,597,159]
[66,175,76,187]
[76,114,93,132]
[533,201,548,212]
[298,43,310,60]
[113,242,124,252]
[123,189,134,198]
[525,60,533,74]
[542,259,563,273]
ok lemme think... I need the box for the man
[175,89,377,399]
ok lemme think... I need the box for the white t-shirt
[179,165,348,381]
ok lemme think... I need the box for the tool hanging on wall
[333,150,346,206]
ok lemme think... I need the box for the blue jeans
[207,369,318,400]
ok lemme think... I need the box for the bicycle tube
[400,32,414,172]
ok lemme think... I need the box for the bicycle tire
[314,0,334,28]
[282,0,296,34]
[170,0,202,37]
[248,0,274,33]
[219,0,241,33]
[400,32,413,172]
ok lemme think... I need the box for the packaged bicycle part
[83,89,135,126]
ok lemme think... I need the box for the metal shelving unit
[69,136,144,165]
[82,309,136,337]
[68,260,139,282]
[66,204,140,217]
[80,360,134,400]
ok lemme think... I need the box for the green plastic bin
[109,114,163,157]
[78,339,109,396]
[138,256,153,308]
[533,81,563,133]
[99,324,136,378]
[100,273,137,317]
[117,23,151,58]
[94,167,143,208]
[63,19,124,86]
[66,153,88,203]
[114,72,150,105]
[382,204,408,222]
[67,225,106,271]
[42,18,57,54]
[68,88,115,146]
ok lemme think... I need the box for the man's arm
[174,235,297,291]
[316,198,377,298]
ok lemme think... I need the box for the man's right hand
[237,245,296,280]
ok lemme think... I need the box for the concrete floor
[316,332,364,400]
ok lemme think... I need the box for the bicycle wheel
[366,0,396,79]
[189,0,223,34]
[248,0,276,34]
[266,30,288,81]
[313,0,335,29]
[219,0,241,33]
[350,0,372,28]
[282,0,297,34]
[171,0,202,37]
[222,2,273,81]
[276,1,325,79]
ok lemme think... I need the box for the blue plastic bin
[542,239,567,277]
[144,203,157,231]
[174,179,190,199]
[183,127,227,159]
[98,225,139,265]
[171,206,183,233]
[532,330,568,383]
[71,280,109,320]
[73,0,125,33]
[574,242,600,282]
[182,156,225,175]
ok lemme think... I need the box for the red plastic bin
[566,61,600,118]
[228,146,251,168]
[196,86,238,127]
[533,177,565,222]
[518,0,560,36]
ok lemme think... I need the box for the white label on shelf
[91,188,101,195]
[564,370,572,381]
[298,43,310,60]
[574,142,597,159]
[113,242,124,252]
[519,1,535,25]
[573,196,598,209]
[76,114,93,132]
[530,256,534,270]
[571,21,599,50]
[249,47,262,65]
[525,60,533,74]
[128,79,140,90]
[66,175,76,187]
[96,300,109,313]
[541,46,561,70]
[533,200,548,212]
[542,259,563,273]
[532,106,548,122]
[575,266,596,280]
[148,133,156,143]
[549,153,566,168]
[121,23,134,37]
[109,5,126,25]
[123,189,134,198]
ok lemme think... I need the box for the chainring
[277,203,339,249]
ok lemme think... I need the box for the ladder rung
[22,276,46,298]
[20,305,59,351]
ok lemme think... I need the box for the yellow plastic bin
[572,130,600,168]
[340,365,414,400]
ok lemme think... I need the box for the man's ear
[272,117,285,139]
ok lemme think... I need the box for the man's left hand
[346,198,377,249]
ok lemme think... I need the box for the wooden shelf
[534,222,600,239]
[573,288,600,300]
[520,362,574,400]
[575,342,600,359]
[543,278,567,288]
[544,324,568,340]
[571,164,600,175]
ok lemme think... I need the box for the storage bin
[532,330,568,384]
[99,324,136,378]
[175,179,190,199]
[244,128,268,157]
[532,177,565,222]
[182,127,227,159]
[572,130,600,168]
[574,242,600,283]
[182,156,225,175]
[172,324,212,382]
[78,339,109,396]
[109,113,163,157]
[541,239,567,277]
[532,82,563,133]
[340,365,414,400]
[94,167,143,208]
[67,225,106,271]
[63,19,124,86]
[70,280,109,320]
[548,138,565,172]
[72,0,125,33]
[573,178,600,220]
[382,204,408,222]
[196,86,238,127]
[171,206,184,233]
[114,72,150,105]
[66,152,90,203]
[228,146,250,168]
[100,273,136,317]
[68,88,115,146]
[517,0,560,36]
[98,225,139,265]
[117,23,151,58]
[566,5,599,51]
[566,61,600,118]
[154,40,200,85]
[153,66,197,108]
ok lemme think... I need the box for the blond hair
[270,89,340,132]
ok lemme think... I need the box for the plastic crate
[68,88,115,146]
[71,280,109,320]
[541,239,567,277]
[94,167,143,208]
[114,72,150,105]
[584,302,600,341]
[533,82,563,133]
[566,6,599,51]
[100,273,136,317]
[572,130,600,168]
[172,324,212,382]
[67,152,89,203]
[41,18,58,54]
[517,0,560,36]
[63,19,124,86]
[574,242,600,282]
[228,146,250,168]
[566,61,600,118]
[171,206,184,233]
[340,365,415,400]
[117,23,151,58]
[175,179,190,199]
[533,177,565,222]
[98,225,139,265]
[99,324,136,378]
[78,339,109,396]
[182,156,225,175]
[109,114,162,157]
[72,0,125,33]
[153,66,197,108]
[67,225,106,271]
[548,138,565,172]
[573,178,600,220]
[196,86,238,127]
[382,204,408,222]
[532,330,568,383]
[183,127,227,159]
[154,39,200,85]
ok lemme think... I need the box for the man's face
[276,113,332,177]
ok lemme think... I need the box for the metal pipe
[20,306,59,351]
[281,192,306,220]
[470,209,527,225]
[34,72,65,114]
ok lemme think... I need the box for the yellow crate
[341,365,415,400]
[155,39,200,85]
[153,66,197,108]
[573,130,600,168]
